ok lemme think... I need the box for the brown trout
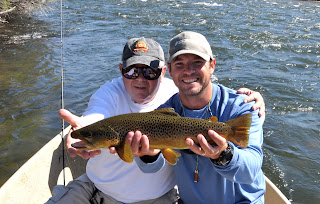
[71,108,251,165]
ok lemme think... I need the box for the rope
[60,0,66,186]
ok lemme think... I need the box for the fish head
[71,125,121,150]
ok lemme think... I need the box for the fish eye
[82,131,93,138]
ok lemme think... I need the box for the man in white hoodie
[47,37,265,204]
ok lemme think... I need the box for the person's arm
[187,106,263,184]
[61,79,120,159]
[59,109,102,159]
[213,109,263,184]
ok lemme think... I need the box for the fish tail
[224,114,252,148]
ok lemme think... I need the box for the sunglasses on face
[122,66,162,80]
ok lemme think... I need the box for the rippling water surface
[0,0,319,203]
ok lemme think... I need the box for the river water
[0,0,319,203]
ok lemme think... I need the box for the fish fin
[224,114,252,148]
[151,108,180,117]
[116,140,133,163]
[207,116,218,122]
[161,148,181,165]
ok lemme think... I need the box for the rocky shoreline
[0,0,50,23]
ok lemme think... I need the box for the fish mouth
[71,129,99,149]
[71,136,97,149]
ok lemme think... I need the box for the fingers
[244,94,258,105]
[248,92,263,109]
[248,92,266,122]
[62,109,100,159]
[79,150,90,160]
[187,134,220,159]
[66,128,101,159]
[186,130,228,159]
[126,131,159,157]
[109,147,117,154]
[257,101,266,117]
[237,88,260,107]
[58,109,82,128]
[237,88,262,106]
[186,137,201,153]
[197,134,217,156]
[131,131,142,155]
[72,148,101,159]
[237,89,266,122]
[139,135,151,154]
[88,150,101,158]
[237,88,254,97]
[66,130,78,158]
[207,130,228,149]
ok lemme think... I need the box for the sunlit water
[0,0,319,203]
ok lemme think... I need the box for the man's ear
[119,63,123,72]
[159,65,167,82]
[161,66,167,76]
[167,63,172,77]
[210,59,216,75]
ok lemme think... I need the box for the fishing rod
[60,0,66,186]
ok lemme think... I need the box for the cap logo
[133,41,149,52]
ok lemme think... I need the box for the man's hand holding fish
[186,129,228,160]
[58,109,101,159]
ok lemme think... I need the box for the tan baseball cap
[167,31,213,63]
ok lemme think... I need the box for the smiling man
[47,37,179,204]
[165,31,266,203]
[133,31,266,204]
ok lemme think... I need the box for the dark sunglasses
[122,66,162,80]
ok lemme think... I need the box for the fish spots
[72,109,251,156]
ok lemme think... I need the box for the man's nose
[135,72,147,81]
[185,63,195,73]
